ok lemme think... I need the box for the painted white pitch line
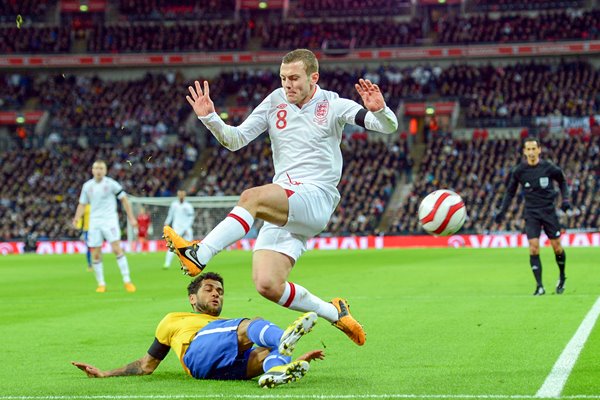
[2,395,600,400]
[536,296,600,398]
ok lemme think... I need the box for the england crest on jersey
[314,100,329,125]
[539,177,549,188]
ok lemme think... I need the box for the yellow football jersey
[76,205,91,231]
[155,312,221,375]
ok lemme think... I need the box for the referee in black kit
[494,137,571,296]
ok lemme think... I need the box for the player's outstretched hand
[560,201,571,212]
[297,349,325,363]
[186,80,216,117]
[72,361,105,378]
[355,79,385,112]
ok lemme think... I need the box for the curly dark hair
[187,272,224,296]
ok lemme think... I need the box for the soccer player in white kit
[72,160,138,293]
[164,49,398,346]
[163,190,195,268]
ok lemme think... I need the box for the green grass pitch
[0,247,599,399]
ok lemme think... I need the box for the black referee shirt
[499,160,569,211]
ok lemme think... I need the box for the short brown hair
[282,49,319,75]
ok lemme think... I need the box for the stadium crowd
[290,0,412,17]
[386,135,600,235]
[36,72,207,144]
[117,0,235,21]
[2,4,599,54]
[2,1,599,242]
[86,21,249,53]
[470,0,584,12]
[0,137,197,241]
[0,0,53,23]
[439,60,600,123]
[260,18,422,50]
[436,9,600,44]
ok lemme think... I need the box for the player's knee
[238,188,259,209]
[254,279,283,302]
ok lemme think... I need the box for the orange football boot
[124,282,137,292]
[162,226,205,277]
[331,297,366,346]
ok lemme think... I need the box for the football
[418,189,467,236]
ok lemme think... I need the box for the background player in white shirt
[72,160,138,293]
[164,49,398,346]
[163,190,195,268]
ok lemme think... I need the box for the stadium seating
[3,5,599,53]
[469,0,584,12]
[386,136,600,235]
[117,0,236,21]
[0,0,53,23]
[290,0,412,17]
[0,26,72,54]
[2,1,599,241]
[260,18,422,50]
[87,22,249,53]
[438,61,600,126]
[437,10,600,44]
[0,137,197,241]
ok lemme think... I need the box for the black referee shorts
[524,206,562,240]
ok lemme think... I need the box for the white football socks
[277,282,339,323]
[116,254,132,283]
[164,250,174,267]
[92,261,105,286]
[197,206,254,265]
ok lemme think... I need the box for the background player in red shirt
[136,206,151,252]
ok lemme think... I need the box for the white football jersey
[164,201,195,234]
[78,177,126,226]
[199,85,398,203]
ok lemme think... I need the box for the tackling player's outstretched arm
[72,353,162,378]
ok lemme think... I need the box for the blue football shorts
[183,318,252,380]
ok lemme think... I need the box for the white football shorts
[254,182,337,261]
[87,221,121,247]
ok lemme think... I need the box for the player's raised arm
[352,78,398,134]
[186,80,215,117]
[72,353,162,378]
[355,79,385,112]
